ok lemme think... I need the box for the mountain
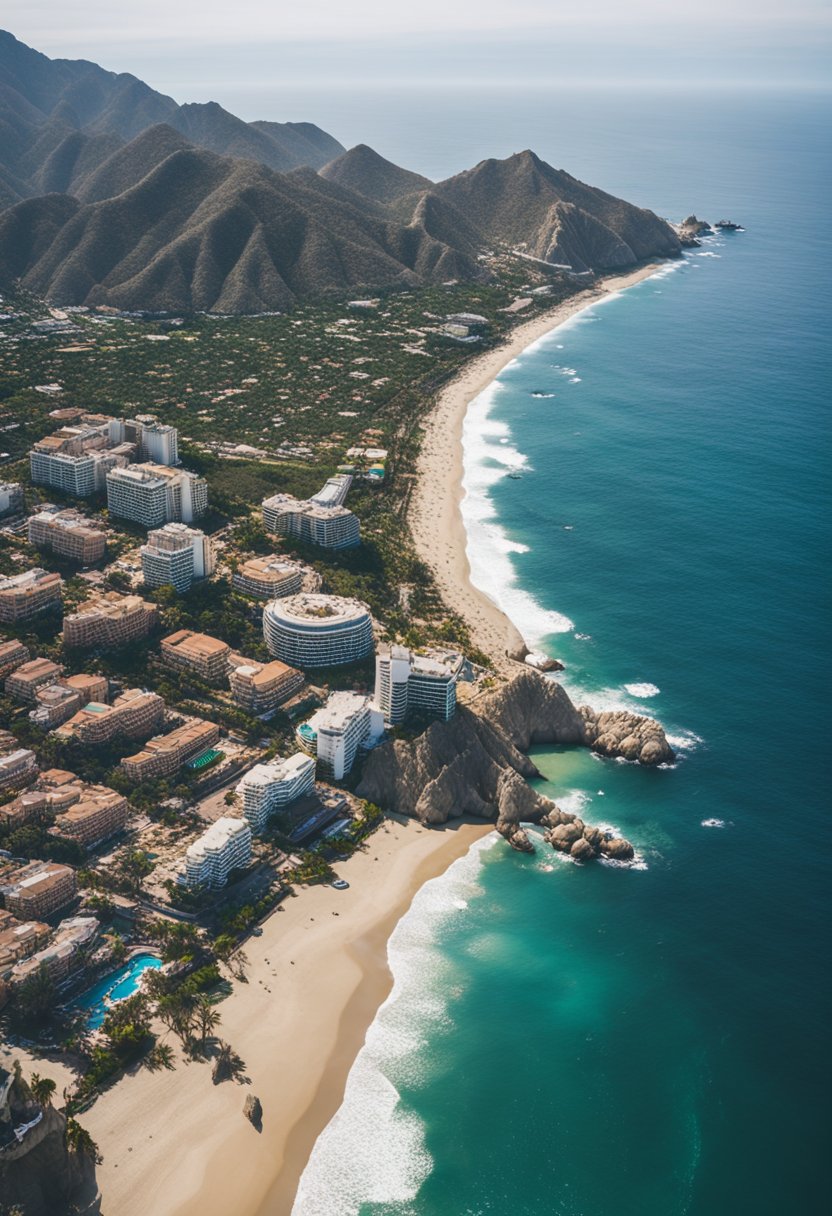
[320,144,434,206]
[0,29,345,204]
[433,150,681,271]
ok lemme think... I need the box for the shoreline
[410,262,664,670]
[57,818,491,1216]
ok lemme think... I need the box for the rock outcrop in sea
[357,669,674,862]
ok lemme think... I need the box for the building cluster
[160,629,305,715]
[0,768,129,849]
[63,590,158,650]
[120,717,221,781]
[262,473,360,550]
[28,506,108,565]
[263,593,374,669]
[4,915,99,989]
[29,414,179,498]
[56,689,164,745]
[0,859,77,920]
[1,647,109,730]
[0,568,62,623]
[441,312,488,342]
[340,447,388,483]
[140,522,214,593]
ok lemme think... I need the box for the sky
[4,0,831,99]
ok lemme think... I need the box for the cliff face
[357,670,674,862]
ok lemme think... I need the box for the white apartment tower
[236,753,316,833]
[297,692,383,780]
[374,644,461,726]
[184,817,252,888]
[140,523,214,593]
[140,422,179,466]
[106,463,207,528]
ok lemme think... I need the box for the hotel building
[29,420,136,497]
[297,692,383,780]
[233,555,304,600]
[228,655,305,715]
[0,749,38,794]
[0,912,51,980]
[262,472,359,550]
[0,861,77,920]
[0,640,30,681]
[236,753,316,833]
[56,689,165,745]
[29,684,83,729]
[160,630,231,684]
[121,718,220,781]
[9,916,99,988]
[5,658,61,704]
[0,568,62,623]
[0,482,24,518]
[141,523,214,592]
[61,673,108,704]
[263,594,373,669]
[51,787,129,849]
[140,421,179,466]
[63,591,158,650]
[184,817,252,888]
[28,507,107,565]
[106,463,207,528]
[374,644,462,726]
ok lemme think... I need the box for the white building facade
[297,692,383,780]
[184,817,252,888]
[140,523,214,593]
[374,644,461,726]
[263,594,373,668]
[236,753,316,833]
[106,464,207,528]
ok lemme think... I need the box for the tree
[144,1043,175,1072]
[65,1117,102,1164]
[194,995,221,1052]
[14,963,56,1020]
[29,1073,56,1107]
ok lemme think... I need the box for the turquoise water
[74,954,162,1030]
[291,90,831,1215]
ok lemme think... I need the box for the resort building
[29,419,136,497]
[0,912,51,980]
[61,673,108,704]
[0,640,30,681]
[0,482,24,518]
[106,463,207,528]
[140,523,214,592]
[233,555,304,600]
[5,658,61,704]
[297,691,384,780]
[262,494,360,550]
[28,506,107,565]
[9,916,99,988]
[120,718,221,781]
[0,861,77,920]
[374,644,463,726]
[184,817,252,888]
[63,591,158,650]
[263,594,374,669]
[0,790,47,833]
[29,683,83,730]
[227,655,305,715]
[236,753,316,833]
[0,749,38,794]
[0,568,62,623]
[160,630,231,684]
[56,689,165,746]
[51,787,129,849]
[140,421,179,466]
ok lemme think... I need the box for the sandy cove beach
[410,263,663,669]
[56,817,490,1216]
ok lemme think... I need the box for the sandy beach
[410,263,663,669]
[14,818,489,1216]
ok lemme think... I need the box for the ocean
[291,88,831,1214]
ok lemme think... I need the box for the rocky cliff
[357,669,674,862]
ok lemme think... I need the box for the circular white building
[263,593,373,668]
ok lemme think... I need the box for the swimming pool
[73,953,162,1030]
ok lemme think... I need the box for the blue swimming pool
[74,953,162,1030]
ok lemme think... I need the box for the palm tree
[194,996,221,1052]
[65,1117,102,1164]
[29,1073,56,1107]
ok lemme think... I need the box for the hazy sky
[5,0,831,96]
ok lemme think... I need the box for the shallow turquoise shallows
[291,89,831,1216]
[74,954,162,1030]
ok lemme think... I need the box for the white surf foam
[292,835,499,1215]
[624,682,661,698]
[701,818,728,828]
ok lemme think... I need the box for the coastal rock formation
[243,1094,263,1129]
[677,215,712,247]
[358,669,673,862]
[0,1062,97,1215]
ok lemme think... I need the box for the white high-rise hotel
[107,463,207,528]
[140,523,214,592]
[374,644,462,726]
[236,753,316,833]
[297,692,383,780]
[30,416,180,498]
[184,817,252,888]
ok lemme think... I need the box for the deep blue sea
[292,89,831,1215]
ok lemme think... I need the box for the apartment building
[160,630,231,684]
[0,640,29,680]
[140,523,214,592]
[106,463,207,528]
[5,658,61,704]
[121,718,220,781]
[63,591,158,649]
[0,790,47,833]
[9,916,99,988]
[29,683,83,729]
[29,418,136,496]
[0,912,51,979]
[262,494,360,550]
[61,673,108,704]
[0,861,77,920]
[374,644,462,726]
[184,817,252,888]
[233,555,304,600]
[51,787,129,848]
[140,421,179,466]
[0,482,24,518]
[0,749,37,794]
[236,753,316,833]
[0,568,62,623]
[28,506,107,565]
[297,692,383,780]
[228,655,305,715]
[56,688,164,745]
[263,594,373,669]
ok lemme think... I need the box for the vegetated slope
[0,148,484,312]
[435,149,682,271]
[320,144,434,205]
[0,29,345,204]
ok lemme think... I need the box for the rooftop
[265,593,371,628]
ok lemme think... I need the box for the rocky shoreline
[358,669,674,863]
